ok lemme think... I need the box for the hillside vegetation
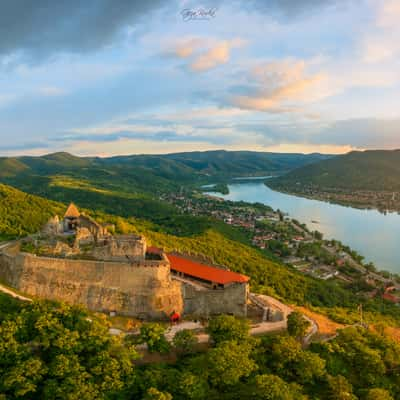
[269,149,400,191]
[1,293,399,399]
[0,184,64,240]
[0,150,330,196]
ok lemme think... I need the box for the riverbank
[265,183,400,215]
[201,181,400,274]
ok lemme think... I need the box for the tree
[206,315,250,345]
[176,371,209,400]
[327,375,357,400]
[365,388,394,400]
[206,340,257,387]
[173,329,198,354]
[252,374,306,400]
[0,301,136,399]
[139,323,170,353]
[144,387,173,400]
[287,311,310,340]
[269,336,326,385]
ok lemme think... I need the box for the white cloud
[231,59,326,112]
[362,0,400,63]
[165,37,246,71]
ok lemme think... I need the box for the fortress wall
[0,246,183,319]
[181,281,248,317]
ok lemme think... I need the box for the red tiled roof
[383,293,400,303]
[166,253,249,285]
[147,246,163,255]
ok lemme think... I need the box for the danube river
[210,181,400,274]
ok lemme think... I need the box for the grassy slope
[269,149,400,191]
[0,183,64,239]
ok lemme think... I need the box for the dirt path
[0,283,32,302]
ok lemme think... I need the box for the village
[161,190,400,305]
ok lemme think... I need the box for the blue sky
[1,0,399,156]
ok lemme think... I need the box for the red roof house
[166,253,249,287]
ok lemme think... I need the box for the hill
[0,184,64,240]
[268,149,400,211]
[0,150,330,194]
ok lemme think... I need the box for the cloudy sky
[1,0,399,156]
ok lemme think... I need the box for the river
[209,181,400,273]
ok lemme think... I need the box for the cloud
[231,60,325,112]
[190,39,244,71]
[0,141,49,152]
[166,37,245,71]
[52,129,231,146]
[170,38,205,58]
[239,0,346,18]
[182,0,347,19]
[38,87,66,96]
[312,118,400,149]
[0,0,166,62]
[362,0,400,63]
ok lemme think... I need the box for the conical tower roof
[64,202,80,218]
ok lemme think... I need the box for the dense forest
[1,294,399,399]
[0,151,330,196]
[269,149,400,191]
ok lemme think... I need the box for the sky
[0,0,399,156]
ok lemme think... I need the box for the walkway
[0,283,32,302]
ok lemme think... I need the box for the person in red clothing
[170,311,180,324]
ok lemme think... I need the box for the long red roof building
[166,253,249,285]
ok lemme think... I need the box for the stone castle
[0,203,249,319]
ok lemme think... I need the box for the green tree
[0,301,136,399]
[206,315,250,345]
[287,311,311,340]
[205,340,257,387]
[144,387,173,400]
[327,375,357,400]
[176,371,209,400]
[139,323,170,353]
[365,388,394,400]
[269,336,326,385]
[173,329,198,354]
[252,374,306,400]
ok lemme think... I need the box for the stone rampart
[0,243,183,319]
[181,280,248,317]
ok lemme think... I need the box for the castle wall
[0,245,183,319]
[181,279,248,317]
[0,243,250,319]
[92,235,146,261]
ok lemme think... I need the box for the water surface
[210,182,400,273]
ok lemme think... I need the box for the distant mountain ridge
[0,150,331,179]
[0,150,332,194]
[0,150,331,234]
[269,149,400,191]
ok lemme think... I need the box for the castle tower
[64,202,80,232]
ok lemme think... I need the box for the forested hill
[104,150,331,178]
[0,150,331,190]
[269,149,400,191]
[0,183,64,240]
